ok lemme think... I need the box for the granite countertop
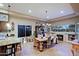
[0,38,22,46]
[36,37,48,41]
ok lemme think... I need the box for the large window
[51,24,75,32]
[18,25,32,37]
[25,26,32,36]
[18,25,25,37]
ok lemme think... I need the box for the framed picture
[0,13,8,21]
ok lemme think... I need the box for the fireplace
[57,34,63,41]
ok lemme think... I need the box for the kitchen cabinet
[0,22,7,32]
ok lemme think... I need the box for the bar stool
[15,43,21,51]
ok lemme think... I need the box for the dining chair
[50,36,54,44]
[38,34,43,39]
[15,39,22,52]
[47,36,52,48]
[35,39,40,49]
[43,37,48,49]
[71,44,79,56]
[15,43,21,51]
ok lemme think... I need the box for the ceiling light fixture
[45,10,49,19]
[28,9,32,13]
[60,11,64,14]
[0,3,4,7]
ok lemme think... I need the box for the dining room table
[35,37,48,52]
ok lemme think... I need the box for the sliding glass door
[18,25,32,37]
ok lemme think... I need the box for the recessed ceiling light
[0,3,4,7]
[28,9,32,13]
[60,11,64,14]
[77,23,79,24]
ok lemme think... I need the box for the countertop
[0,38,22,46]
[35,37,48,41]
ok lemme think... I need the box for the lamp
[6,23,11,29]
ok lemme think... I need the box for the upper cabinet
[0,8,9,22]
[0,13,8,22]
[0,22,7,32]
[0,9,9,32]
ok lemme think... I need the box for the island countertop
[0,38,22,46]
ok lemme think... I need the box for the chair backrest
[51,36,54,40]
[38,34,43,39]
[48,36,51,41]
[53,35,57,43]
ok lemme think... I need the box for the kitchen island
[0,38,22,56]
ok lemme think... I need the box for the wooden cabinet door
[0,22,2,31]
[0,22,7,32]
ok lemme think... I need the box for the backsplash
[0,33,6,40]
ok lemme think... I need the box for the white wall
[51,16,79,25]
[8,16,36,38]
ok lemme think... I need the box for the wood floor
[16,41,79,56]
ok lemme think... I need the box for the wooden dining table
[35,37,48,52]
[0,39,21,56]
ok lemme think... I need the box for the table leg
[39,41,43,52]
[47,40,49,48]
[34,39,37,47]
[71,49,74,56]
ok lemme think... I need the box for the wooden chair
[34,38,40,49]
[47,36,52,48]
[71,44,79,56]
[15,39,22,52]
[15,43,21,51]
[50,36,54,44]
[43,41,48,48]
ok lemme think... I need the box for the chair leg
[71,49,74,56]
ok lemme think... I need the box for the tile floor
[16,41,79,56]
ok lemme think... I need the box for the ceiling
[1,3,78,21]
